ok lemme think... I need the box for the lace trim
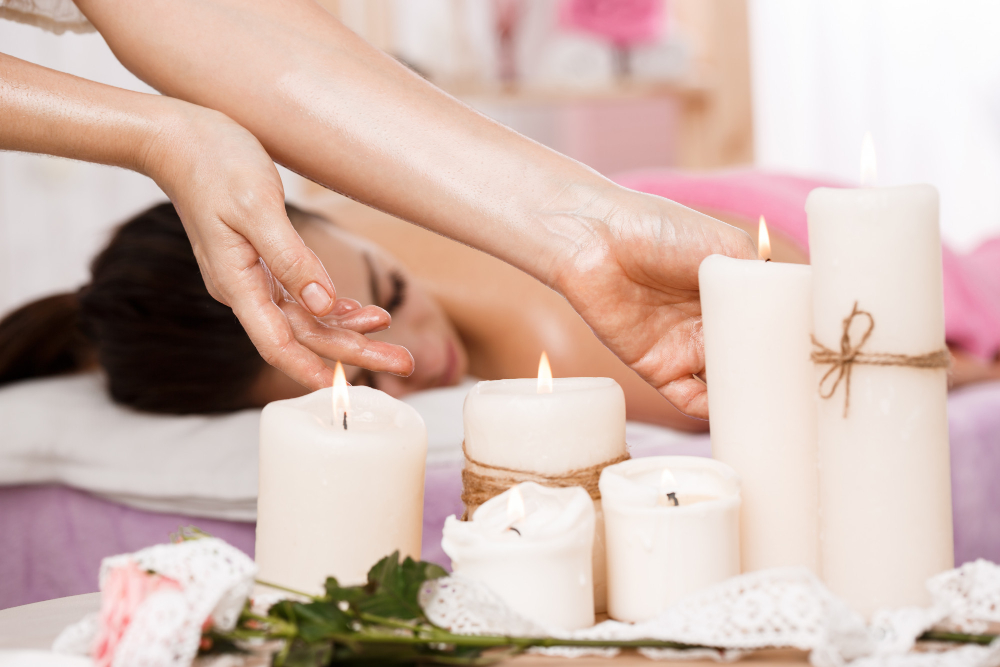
[0,0,93,34]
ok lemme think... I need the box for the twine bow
[811,302,950,417]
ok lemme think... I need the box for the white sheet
[0,373,706,521]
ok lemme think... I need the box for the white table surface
[0,594,99,650]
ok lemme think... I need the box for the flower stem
[919,630,997,646]
[332,629,698,651]
[253,578,318,600]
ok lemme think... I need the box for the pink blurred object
[615,168,1000,361]
[942,242,1000,360]
[558,0,664,48]
[92,560,181,667]
[493,0,523,84]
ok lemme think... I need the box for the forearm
[76,0,619,284]
[0,52,173,177]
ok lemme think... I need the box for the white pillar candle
[256,376,427,594]
[807,183,953,615]
[463,372,626,612]
[600,456,740,623]
[699,225,819,573]
[442,482,596,630]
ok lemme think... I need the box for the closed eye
[384,271,407,314]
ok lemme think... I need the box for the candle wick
[508,526,521,536]
[764,258,772,263]
[666,492,679,507]
[342,413,348,431]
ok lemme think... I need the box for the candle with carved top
[442,482,595,630]
[807,136,952,615]
[462,355,627,612]
[600,456,740,623]
[699,217,819,575]
[256,363,427,593]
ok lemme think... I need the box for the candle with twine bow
[806,135,953,617]
[461,353,628,613]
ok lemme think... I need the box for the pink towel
[615,168,1000,360]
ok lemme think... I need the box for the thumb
[238,203,338,317]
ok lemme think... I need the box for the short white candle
[699,219,819,573]
[442,482,596,630]
[807,174,953,614]
[600,456,740,623]
[256,366,427,593]
[463,368,626,611]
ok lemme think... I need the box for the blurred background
[3,0,1000,317]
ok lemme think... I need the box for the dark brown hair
[0,202,307,414]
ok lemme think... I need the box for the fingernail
[301,282,333,315]
[331,299,361,316]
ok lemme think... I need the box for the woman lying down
[0,196,994,429]
[0,198,708,430]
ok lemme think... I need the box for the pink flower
[91,560,182,667]
[558,0,665,48]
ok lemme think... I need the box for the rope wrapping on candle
[460,441,630,520]
[811,301,951,417]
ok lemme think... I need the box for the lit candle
[699,218,819,573]
[462,355,627,612]
[600,456,740,623]
[806,135,953,614]
[441,482,596,630]
[255,362,428,593]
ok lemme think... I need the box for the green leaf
[281,638,333,667]
[293,601,352,643]
[268,599,301,623]
[324,577,368,607]
[356,552,449,621]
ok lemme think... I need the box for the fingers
[283,299,415,376]
[330,303,393,335]
[329,298,363,317]
[220,254,336,390]
[660,376,709,420]
[235,197,339,317]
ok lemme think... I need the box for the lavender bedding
[3,381,999,610]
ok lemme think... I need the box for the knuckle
[268,247,311,287]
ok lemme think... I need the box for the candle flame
[332,361,350,430]
[860,132,878,187]
[659,468,678,495]
[757,215,771,261]
[507,487,526,523]
[537,351,553,394]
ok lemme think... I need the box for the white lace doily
[52,538,256,667]
[0,0,93,33]
[50,536,1000,667]
[422,561,1000,667]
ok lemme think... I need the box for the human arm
[78,0,756,417]
[0,51,413,386]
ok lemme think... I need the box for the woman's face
[280,215,468,398]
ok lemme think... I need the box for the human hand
[142,103,414,389]
[545,187,756,419]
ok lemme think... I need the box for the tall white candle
[699,226,819,573]
[807,183,953,615]
[442,482,595,630]
[463,372,626,612]
[601,456,740,623]
[256,377,427,593]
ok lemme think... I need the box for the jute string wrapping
[461,441,630,520]
[811,301,950,417]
